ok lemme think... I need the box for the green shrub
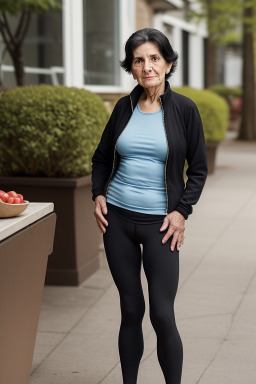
[0,85,109,177]
[208,84,242,100]
[172,86,229,142]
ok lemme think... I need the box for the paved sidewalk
[30,131,256,384]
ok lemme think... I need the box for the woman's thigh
[102,208,144,296]
[138,223,180,304]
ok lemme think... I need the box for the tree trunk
[12,47,25,86]
[0,10,32,87]
[206,38,218,87]
[238,1,256,140]
[205,0,218,87]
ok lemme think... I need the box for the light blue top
[106,103,168,214]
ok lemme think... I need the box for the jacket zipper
[104,141,118,199]
[159,96,169,215]
[104,95,134,199]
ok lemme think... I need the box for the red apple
[13,197,21,204]
[17,193,24,201]
[0,190,6,198]
[7,191,18,198]
[1,193,9,203]
[7,196,14,204]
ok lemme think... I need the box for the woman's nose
[143,59,152,72]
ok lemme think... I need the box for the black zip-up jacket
[91,80,208,220]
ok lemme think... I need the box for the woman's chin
[140,78,162,88]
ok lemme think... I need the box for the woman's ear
[166,62,173,74]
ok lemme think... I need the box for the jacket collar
[129,79,172,111]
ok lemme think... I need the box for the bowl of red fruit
[0,190,29,218]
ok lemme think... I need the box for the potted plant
[0,84,109,285]
[173,86,229,174]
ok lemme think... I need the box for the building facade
[0,0,212,96]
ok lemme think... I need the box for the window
[83,0,120,86]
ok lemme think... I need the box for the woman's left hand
[160,211,185,251]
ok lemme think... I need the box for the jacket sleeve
[91,100,120,201]
[175,101,208,219]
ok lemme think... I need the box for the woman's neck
[141,80,165,104]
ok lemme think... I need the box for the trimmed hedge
[172,86,229,142]
[0,85,109,177]
[208,84,242,100]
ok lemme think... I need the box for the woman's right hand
[94,195,108,234]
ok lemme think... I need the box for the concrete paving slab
[195,338,256,383]
[181,337,221,384]
[31,332,66,372]
[178,311,233,340]
[37,288,101,333]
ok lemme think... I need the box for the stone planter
[205,141,220,174]
[0,176,100,286]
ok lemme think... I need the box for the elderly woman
[91,28,208,384]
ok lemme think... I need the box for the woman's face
[131,41,172,89]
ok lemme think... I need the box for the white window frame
[166,0,183,8]
[62,0,84,87]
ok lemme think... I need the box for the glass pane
[0,9,63,87]
[83,0,120,86]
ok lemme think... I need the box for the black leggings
[103,202,183,384]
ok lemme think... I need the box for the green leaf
[0,0,61,14]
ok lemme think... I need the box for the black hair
[120,28,179,80]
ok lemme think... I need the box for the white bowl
[0,199,29,218]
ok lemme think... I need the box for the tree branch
[2,12,16,46]
[0,16,14,55]
[15,10,26,40]
[17,10,32,46]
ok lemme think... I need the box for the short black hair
[120,28,179,80]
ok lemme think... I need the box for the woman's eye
[152,56,159,61]
[135,59,141,64]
